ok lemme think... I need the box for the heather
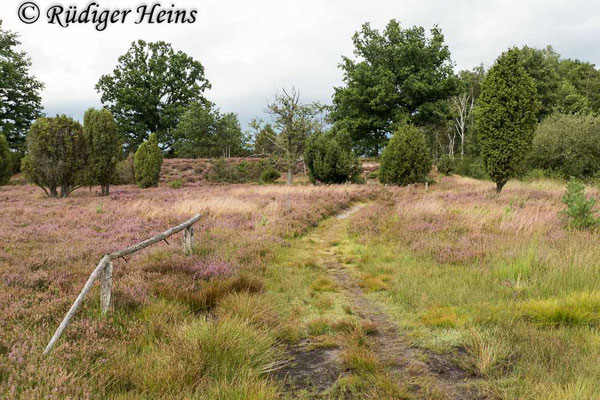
[0,182,373,398]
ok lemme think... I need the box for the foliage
[83,108,121,196]
[251,120,279,155]
[265,88,324,184]
[22,116,88,197]
[169,179,184,189]
[207,159,266,183]
[96,40,210,152]
[331,19,459,156]
[259,162,280,184]
[528,113,600,179]
[554,80,590,115]
[304,130,362,184]
[134,133,163,188]
[475,48,540,193]
[0,22,44,153]
[379,125,431,185]
[115,152,135,184]
[561,178,599,230]
[436,154,456,175]
[558,58,600,114]
[173,102,246,158]
[455,156,489,180]
[0,133,12,185]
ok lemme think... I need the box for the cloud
[2,0,599,128]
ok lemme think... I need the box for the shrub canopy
[304,130,362,184]
[134,133,163,188]
[22,116,87,197]
[379,125,431,186]
[528,113,600,179]
[475,48,540,192]
[0,134,12,185]
[83,108,121,195]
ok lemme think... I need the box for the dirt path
[277,204,479,399]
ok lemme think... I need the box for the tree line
[2,18,600,192]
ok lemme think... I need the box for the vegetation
[96,40,210,152]
[379,125,431,185]
[22,116,88,198]
[115,152,136,185]
[561,178,599,230]
[304,130,362,184]
[83,108,121,196]
[0,133,12,185]
[134,133,163,188]
[264,88,323,184]
[529,113,600,179]
[475,48,540,193]
[436,154,455,175]
[173,102,246,158]
[0,22,44,154]
[331,19,459,156]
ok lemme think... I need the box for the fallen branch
[43,213,202,355]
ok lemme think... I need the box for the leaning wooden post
[100,262,113,314]
[183,226,194,255]
[43,254,110,355]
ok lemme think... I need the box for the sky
[1,0,600,130]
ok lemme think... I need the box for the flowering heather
[0,179,372,397]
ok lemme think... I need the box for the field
[1,168,600,399]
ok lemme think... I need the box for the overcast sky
[1,0,600,129]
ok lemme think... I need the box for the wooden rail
[43,214,202,355]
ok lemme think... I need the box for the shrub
[134,133,163,188]
[561,178,599,230]
[455,156,489,180]
[436,154,455,175]
[304,130,362,184]
[115,152,135,184]
[528,113,600,180]
[83,108,121,196]
[22,115,88,197]
[0,133,12,185]
[475,48,539,193]
[207,159,264,183]
[379,125,431,186]
[259,162,280,183]
[169,179,184,189]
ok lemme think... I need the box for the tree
[265,88,323,184]
[250,119,278,156]
[528,113,600,179]
[83,108,121,196]
[555,80,591,115]
[379,125,431,186]
[96,40,210,152]
[516,46,561,120]
[134,133,163,188]
[331,19,459,156]
[449,66,485,157]
[0,21,44,154]
[558,59,600,113]
[304,130,362,184]
[173,103,245,158]
[22,116,88,198]
[0,133,12,185]
[475,48,540,193]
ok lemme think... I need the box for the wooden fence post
[183,226,194,255]
[100,262,113,314]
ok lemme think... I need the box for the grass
[336,176,600,399]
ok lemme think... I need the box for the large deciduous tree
[449,66,484,157]
[83,108,121,196]
[22,116,88,198]
[475,49,540,193]
[330,19,459,156]
[96,40,210,152]
[0,21,44,154]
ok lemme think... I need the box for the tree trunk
[50,186,58,198]
[496,181,505,193]
[287,168,293,185]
